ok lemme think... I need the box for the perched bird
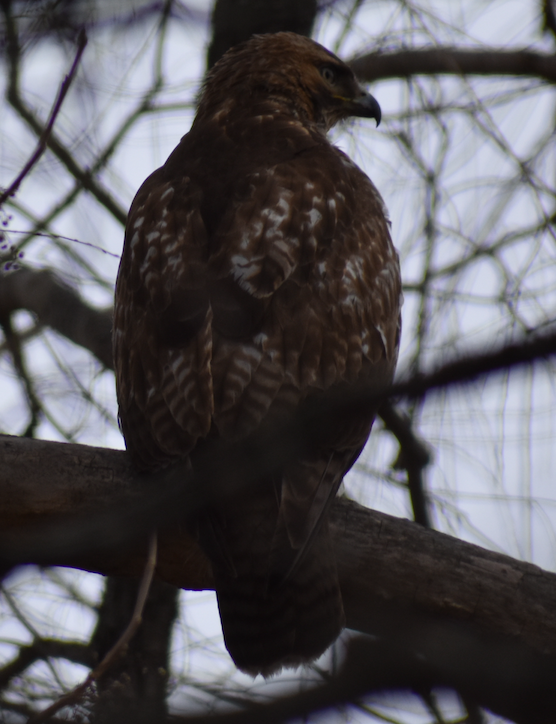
[113,32,401,676]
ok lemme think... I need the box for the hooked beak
[349,89,381,126]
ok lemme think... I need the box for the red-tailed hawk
[113,32,401,676]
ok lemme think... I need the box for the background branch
[379,402,432,527]
[166,633,556,724]
[0,268,113,369]
[0,29,87,208]
[350,47,556,84]
[2,4,127,225]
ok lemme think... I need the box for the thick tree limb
[0,268,113,369]
[350,47,556,84]
[207,0,317,68]
[1,434,556,662]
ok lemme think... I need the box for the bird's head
[197,32,381,133]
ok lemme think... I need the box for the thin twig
[1,587,67,692]
[379,402,432,527]
[27,532,158,724]
[0,30,88,209]
[0,639,93,690]
[2,4,126,225]
[0,315,42,436]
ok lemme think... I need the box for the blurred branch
[350,47,556,84]
[3,268,556,409]
[0,639,94,690]
[1,4,127,225]
[0,30,87,209]
[1,435,556,661]
[174,630,555,724]
[543,0,556,40]
[167,634,556,724]
[89,577,178,720]
[379,402,432,527]
[207,0,318,68]
[0,314,42,436]
[29,534,158,724]
[0,267,113,369]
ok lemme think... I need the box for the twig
[2,4,126,225]
[543,0,556,40]
[1,586,67,692]
[27,532,158,723]
[0,314,42,437]
[0,639,93,690]
[0,30,88,209]
[379,402,432,527]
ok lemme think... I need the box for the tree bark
[1,433,555,661]
[207,0,318,68]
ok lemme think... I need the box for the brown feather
[113,32,402,675]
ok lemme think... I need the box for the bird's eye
[321,67,336,84]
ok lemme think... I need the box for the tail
[203,491,345,677]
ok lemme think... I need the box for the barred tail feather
[213,515,345,677]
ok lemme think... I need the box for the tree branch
[542,0,556,41]
[350,47,556,84]
[0,268,113,369]
[0,638,94,690]
[1,434,556,664]
[0,30,87,209]
[207,0,318,68]
[3,268,556,410]
[379,401,432,527]
[167,632,556,724]
[2,3,127,225]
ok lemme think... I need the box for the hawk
[113,32,401,676]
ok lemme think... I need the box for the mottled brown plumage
[113,32,402,676]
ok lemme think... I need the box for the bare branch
[379,402,432,527]
[166,633,556,724]
[0,639,94,690]
[0,30,87,209]
[3,264,556,410]
[350,47,556,84]
[0,268,113,369]
[29,534,158,724]
[0,314,42,436]
[542,0,556,40]
[1,4,127,225]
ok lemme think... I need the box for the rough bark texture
[1,433,556,661]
